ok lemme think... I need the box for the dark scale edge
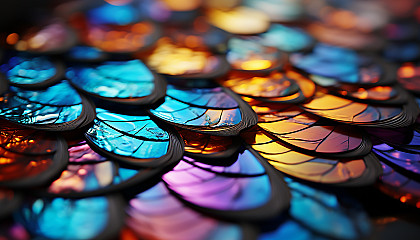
[0,72,8,95]
[362,96,419,128]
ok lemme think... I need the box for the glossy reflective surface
[67,60,154,99]
[163,152,271,211]
[86,108,170,161]
[0,81,83,126]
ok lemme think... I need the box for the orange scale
[177,129,235,155]
[0,151,53,182]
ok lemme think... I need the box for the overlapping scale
[126,182,254,240]
[85,108,183,167]
[177,128,241,159]
[256,105,371,156]
[149,84,258,136]
[1,0,420,239]
[0,120,68,188]
[162,149,290,221]
[15,196,124,240]
[223,69,316,104]
[1,53,64,89]
[243,127,381,185]
[67,60,166,106]
[0,81,95,131]
[291,44,395,85]
[301,92,419,128]
[43,142,162,198]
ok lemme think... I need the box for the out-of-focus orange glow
[0,158,12,164]
[146,38,215,75]
[184,35,201,48]
[241,60,272,71]
[328,10,357,29]
[162,0,201,11]
[207,7,269,35]
[119,227,138,240]
[6,33,19,45]
[398,64,416,78]
[338,86,394,101]
[131,22,152,34]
